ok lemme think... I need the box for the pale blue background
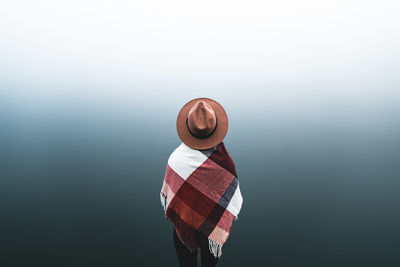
[1,1,400,266]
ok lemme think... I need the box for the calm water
[1,0,400,265]
[1,89,399,267]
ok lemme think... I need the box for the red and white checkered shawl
[160,141,243,258]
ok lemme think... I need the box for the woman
[160,98,243,267]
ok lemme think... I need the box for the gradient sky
[1,0,399,100]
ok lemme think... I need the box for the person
[160,97,243,267]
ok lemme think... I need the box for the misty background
[1,1,400,266]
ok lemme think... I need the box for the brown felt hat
[176,97,228,150]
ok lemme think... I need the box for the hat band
[186,117,218,139]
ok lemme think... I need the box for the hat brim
[176,98,228,150]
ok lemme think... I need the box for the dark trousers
[173,228,219,267]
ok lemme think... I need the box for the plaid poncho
[160,141,243,258]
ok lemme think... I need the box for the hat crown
[187,101,217,138]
